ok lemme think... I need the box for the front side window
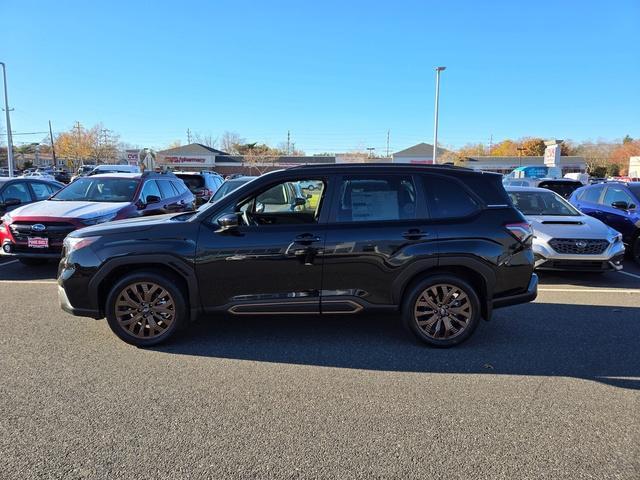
[422,176,479,219]
[30,182,54,200]
[335,175,416,222]
[52,177,139,202]
[236,179,325,226]
[139,180,162,203]
[602,186,636,207]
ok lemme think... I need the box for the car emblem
[575,240,587,249]
[31,224,46,232]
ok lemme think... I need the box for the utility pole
[49,120,57,166]
[432,66,446,164]
[489,134,493,154]
[0,62,15,176]
[386,129,390,158]
[186,128,192,143]
[286,130,290,155]
[73,121,83,166]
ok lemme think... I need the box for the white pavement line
[0,280,56,284]
[618,270,640,280]
[0,260,19,268]
[539,287,640,293]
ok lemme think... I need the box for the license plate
[28,237,49,249]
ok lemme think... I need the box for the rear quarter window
[422,175,480,219]
[457,174,510,205]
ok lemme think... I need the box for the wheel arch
[89,255,199,319]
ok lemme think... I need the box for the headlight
[81,213,117,226]
[607,229,622,243]
[63,236,98,255]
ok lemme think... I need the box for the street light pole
[0,62,14,177]
[432,66,446,165]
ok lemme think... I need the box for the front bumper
[533,239,625,272]
[493,273,538,309]
[58,284,102,319]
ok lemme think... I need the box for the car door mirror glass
[611,201,629,210]
[217,213,240,231]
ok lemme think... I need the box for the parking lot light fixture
[433,66,446,165]
[0,62,14,177]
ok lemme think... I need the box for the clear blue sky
[3,0,639,154]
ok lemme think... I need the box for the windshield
[211,179,252,202]
[508,190,581,216]
[51,177,139,202]
[628,185,640,202]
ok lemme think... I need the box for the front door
[196,177,329,314]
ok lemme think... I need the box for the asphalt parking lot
[0,257,638,479]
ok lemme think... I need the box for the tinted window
[461,174,510,204]
[171,180,187,194]
[336,175,416,222]
[603,186,636,207]
[157,180,176,199]
[423,176,479,219]
[30,182,55,200]
[140,180,161,202]
[579,185,603,203]
[2,182,32,203]
[176,175,204,192]
[538,181,582,199]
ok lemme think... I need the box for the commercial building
[458,156,586,174]
[392,142,447,164]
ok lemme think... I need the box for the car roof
[279,163,503,179]
[85,173,143,179]
[505,186,557,193]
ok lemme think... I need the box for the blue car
[569,182,640,263]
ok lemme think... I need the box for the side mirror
[146,195,161,205]
[216,213,240,232]
[4,198,21,207]
[294,197,307,207]
[611,201,629,210]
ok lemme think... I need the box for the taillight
[505,222,533,242]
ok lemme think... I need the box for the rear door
[321,173,438,310]
[573,184,605,219]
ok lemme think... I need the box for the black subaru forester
[58,164,537,347]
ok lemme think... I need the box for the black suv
[58,164,537,347]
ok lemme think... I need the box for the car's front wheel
[105,271,187,347]
[402,274,481,347]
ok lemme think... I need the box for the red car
[0,171,195,265]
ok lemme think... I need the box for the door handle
[402,229,428,240]
[293,234,322,244]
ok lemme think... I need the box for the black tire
[401,274,481,347]
[105,270,188,347]
[19,257,48,266]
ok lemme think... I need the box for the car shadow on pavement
[537,270,640,289]
[154,302,640,390]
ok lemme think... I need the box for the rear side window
[422,176,479,219]
[157,180,176,199]
[335,175,416,222]
[579,185,604,203]
[459,174,510,205]
[170,181,186,195]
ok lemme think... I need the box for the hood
[71,212,192,237]
[527,214,616,240]
[9,200,129,220]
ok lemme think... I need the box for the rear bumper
[492,273,538,309]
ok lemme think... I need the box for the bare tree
[192,133,218,149]
[220,131,245,154]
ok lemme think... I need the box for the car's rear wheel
[402,274,481,347]
[18,257,48,266]
[105,271,187,347]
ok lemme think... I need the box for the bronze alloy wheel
[414,283,473,340]
[115,282,176,339]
